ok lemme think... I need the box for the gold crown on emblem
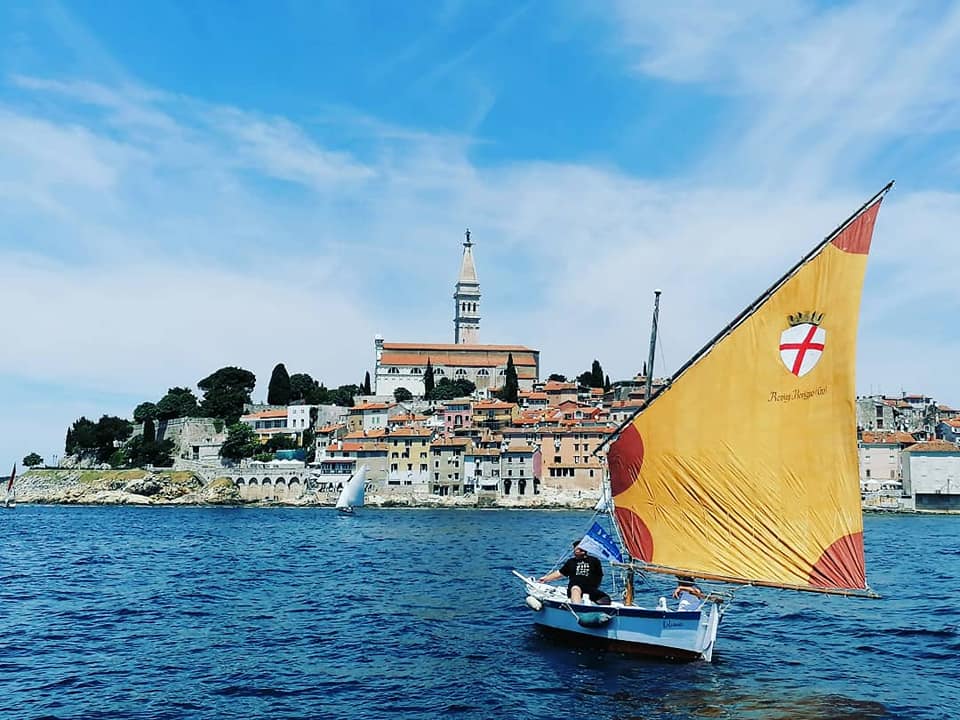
[787,310,824,327]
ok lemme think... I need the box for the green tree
[265,433,298,452]
[547,373,567,382]
[267,363,292,405]
[331,384,360,407]
[394,387,413,402]
[502,353,519,404]
[604,374,611,391]
[424,359,435,397]
[429,377,476,401]
[65,417,98,459]
[590,359,604,388]
[219,423,259,462]
[199,367,257,424]
[94,415,134,463]
[143,418,156,444]
[156,387,200,420]
[363,371,372,396]
[576,370,593,387]
[124,435,175,468]
[22,452,43,467]
[133,402,158,423]
[302,428,316,463]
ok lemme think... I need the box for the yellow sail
[608,195,886,592]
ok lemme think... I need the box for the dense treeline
[63,363,360,469]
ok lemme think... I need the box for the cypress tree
[363,371,372,395]
[267,363,291,405]
[591,359,604,388]
[503,354,519,404]
[424,358,435,398]
[143,418,156,444]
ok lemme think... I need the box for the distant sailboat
[3,463,16,509]
[335,465,367,515]
[517,183,891,661]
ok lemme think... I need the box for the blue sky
[2,0,960,466]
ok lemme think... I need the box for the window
[387,367,400,374]
[411,368,422,374]
[866,469,871,478]
[477,369,489,376]
[455,368,468,377]
[434,368,445,376]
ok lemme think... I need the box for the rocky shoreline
[12,469,597,509]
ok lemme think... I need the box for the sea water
[1,507,956,719]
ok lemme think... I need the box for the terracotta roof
[474,400,516,410]
[905,440,960,453]
[344,429,388,439]
[945,418,960,428]
[383,342,535,352]
[861,431,915,444]
[241,409,288,420]
[379,352,537,367]
[350,402,394,411]
[327,442,363,452]
[503,443,535,453]
[316,423,345,433]
[544,381,577,391]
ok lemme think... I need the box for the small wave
[211,684,305,698]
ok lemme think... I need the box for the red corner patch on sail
[831,200,881,255]
[614,507,654,562]
[808,531,866,590]
[608,424,644,496]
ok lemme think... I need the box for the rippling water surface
[1,508,956,719]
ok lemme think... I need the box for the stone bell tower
[454,229,481,344]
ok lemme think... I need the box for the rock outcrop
[14,469,598,509]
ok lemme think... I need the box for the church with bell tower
[373,229,540,398]
[454,229,481,344]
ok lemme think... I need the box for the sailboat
[3,463,15,509]
[516,183,891,661]
[335,464,367,515]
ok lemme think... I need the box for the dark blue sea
[1,508,956,720]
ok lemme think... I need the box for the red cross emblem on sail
[779,323,826,377]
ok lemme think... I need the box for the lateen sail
[335,465,367,510]
[607,193,887,593]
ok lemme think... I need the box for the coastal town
[10,232,960,512]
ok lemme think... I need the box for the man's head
[572,541,587,557]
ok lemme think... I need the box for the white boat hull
[515,573,722,662]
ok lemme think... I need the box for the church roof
[380,351,537,367]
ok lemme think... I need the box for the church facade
[374,231,540,397]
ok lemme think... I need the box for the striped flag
[579,521,622,563]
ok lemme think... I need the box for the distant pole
[645,290,661,401]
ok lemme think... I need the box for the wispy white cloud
[3,0,960,467]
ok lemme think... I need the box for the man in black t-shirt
[538,541,607,603]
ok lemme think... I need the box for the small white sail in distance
[335,465,367,510]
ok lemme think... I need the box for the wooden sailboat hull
[514,571,722,662]
[530,598,720,661]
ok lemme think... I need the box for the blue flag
[578,521,623,563]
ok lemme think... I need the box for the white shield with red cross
[779,323,826,377]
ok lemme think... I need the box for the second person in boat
[538,540,611,605]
